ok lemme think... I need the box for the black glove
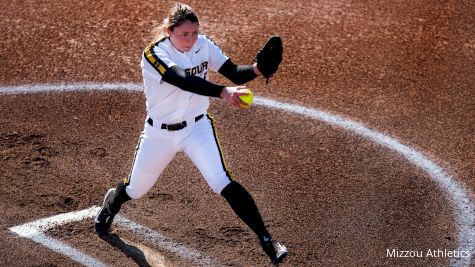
[256,35,283,84]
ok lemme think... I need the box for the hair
[151,3,199,39]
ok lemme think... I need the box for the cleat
[260,238,288,264]
[94,188,116,236]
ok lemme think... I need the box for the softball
[238,88,254,108]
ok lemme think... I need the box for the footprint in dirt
[220,226,248,238]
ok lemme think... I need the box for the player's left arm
[218,59,260,85]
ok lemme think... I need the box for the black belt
[147,114,204,131]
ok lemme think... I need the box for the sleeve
[218,59,257,85]
[162,66,225,97]
[143,38,175,77]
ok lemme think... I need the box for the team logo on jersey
[185,61,208,76]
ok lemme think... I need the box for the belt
[147,114,204,131]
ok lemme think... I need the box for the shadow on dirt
[100,234,160,267]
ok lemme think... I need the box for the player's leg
[184,115,269,236]
[220,181,288,264]
[183,115,287,264]
[94,179,130,235]
[124,135,178,199]
[95,133,177,235]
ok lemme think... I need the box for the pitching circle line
[1,82,474,267]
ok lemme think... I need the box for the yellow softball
[238,88,254,108]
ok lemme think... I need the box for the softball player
[95,3,287,264]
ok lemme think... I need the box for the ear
[166,27,172,36]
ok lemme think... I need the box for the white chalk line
[9,206,223,267]
[253,98,475,267]
[2,82,474,267]
[0,82,143,94]
[9,206,106,267]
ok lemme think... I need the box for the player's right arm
[161,67,247,108]
[142,37,247,108]
[143,39,225,98]
[143,53,245,108]
[162,65,225,97]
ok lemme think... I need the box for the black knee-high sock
[221,181,271,241]
[109,180,131,214]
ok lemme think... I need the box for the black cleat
[260,238,288,264]
[94,188,116,236]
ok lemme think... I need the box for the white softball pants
[124,114,233,199]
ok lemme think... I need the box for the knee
[125,165,160,199]
[213,179,232,195]
[124,186,147,199]
[220,180,249,199]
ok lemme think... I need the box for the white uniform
[125,35,233,199]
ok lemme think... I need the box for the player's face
[168,20,199,52]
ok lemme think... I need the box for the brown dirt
[1,0,474,266]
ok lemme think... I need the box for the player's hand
[220,86,249,109]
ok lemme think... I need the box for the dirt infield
[1,1,474,266]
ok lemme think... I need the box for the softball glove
[256,35,283,84]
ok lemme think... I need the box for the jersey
[141,34,229,125]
